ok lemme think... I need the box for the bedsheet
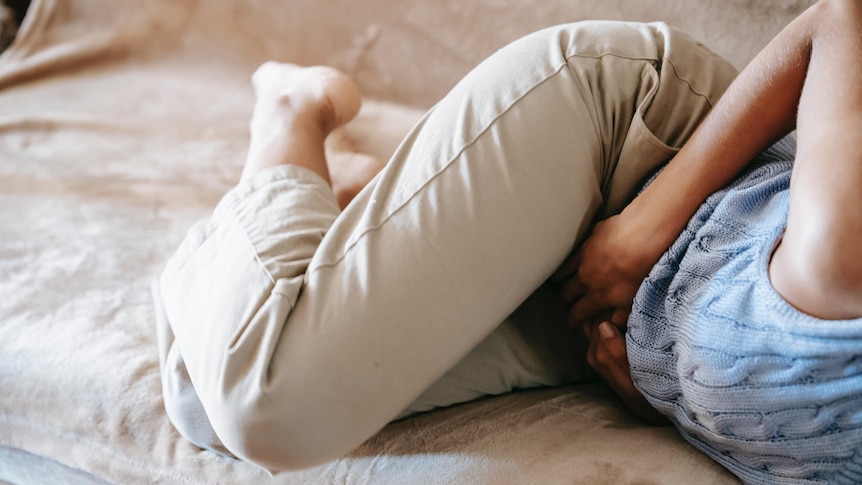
[0,0,814,483]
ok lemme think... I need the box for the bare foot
[325,129,386,209]
[242,62,363,183]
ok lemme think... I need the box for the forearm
[620,6,813,260]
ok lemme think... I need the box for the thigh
[280,21,736,437]
[393,22,738,415]
[158,21,737,466]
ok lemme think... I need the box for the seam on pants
[162,220,220,287]
[564,52,720,107]
[309,62,572,275]
[663,56,721,108]
[309,51,675,275]
[631,112,677,155]
[165,182,284,293]
[224,195,282,290]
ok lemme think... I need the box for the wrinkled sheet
[0,0,813,482]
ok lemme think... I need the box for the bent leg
[156,63,362,458]
[400,21,737,418]
[157,21,736,471]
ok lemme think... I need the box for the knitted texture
[627,136,862,484]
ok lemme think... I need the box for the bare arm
[562,0,859,324]
[564,0,862,421]
[769,0,862,320]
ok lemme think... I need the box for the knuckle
[604,339,626,360]
[594,347,611,366]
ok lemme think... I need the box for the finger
[551,248,582,283]
[581,321,593,340]
[593,310,613,326]
[581,308,612,339]
[594,322,635,394]
[586,320,615,370]
[591,324,662,423]
[610,308,631,327]
[597,321,627,360]
[560,278,587,304]
[585,322,601,371]
[570,293,605,324]
[607,281,638,305]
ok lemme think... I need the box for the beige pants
[154,21,736,470]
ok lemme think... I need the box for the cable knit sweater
[627,136,862,484]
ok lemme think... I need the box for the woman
[154,0,861,481]
[558,0,862,481]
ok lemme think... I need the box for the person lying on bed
[153,0,862,481]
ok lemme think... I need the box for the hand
[585,321,668,425]
[554,213,663,327]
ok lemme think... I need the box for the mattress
[0,0,814,482]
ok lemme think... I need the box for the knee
[208,394,349,472]
[160,345,232,456]
[160,343,333,470]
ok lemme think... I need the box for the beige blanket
[0,0,814,483]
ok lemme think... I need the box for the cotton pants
[154,21,736,470]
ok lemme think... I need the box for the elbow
[770,224,862,320]
[807,0,861,35]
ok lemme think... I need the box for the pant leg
[397,21,737,418]
[155,165,340,457]
[155,20,736,471]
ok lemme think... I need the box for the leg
[157,21,735,471]
[157,62,371,456]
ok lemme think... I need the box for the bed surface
[0,0,815,483]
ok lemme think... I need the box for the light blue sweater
[627,136,862,484]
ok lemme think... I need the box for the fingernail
[599,321,615,339]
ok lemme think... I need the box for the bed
[0,0,816,483]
